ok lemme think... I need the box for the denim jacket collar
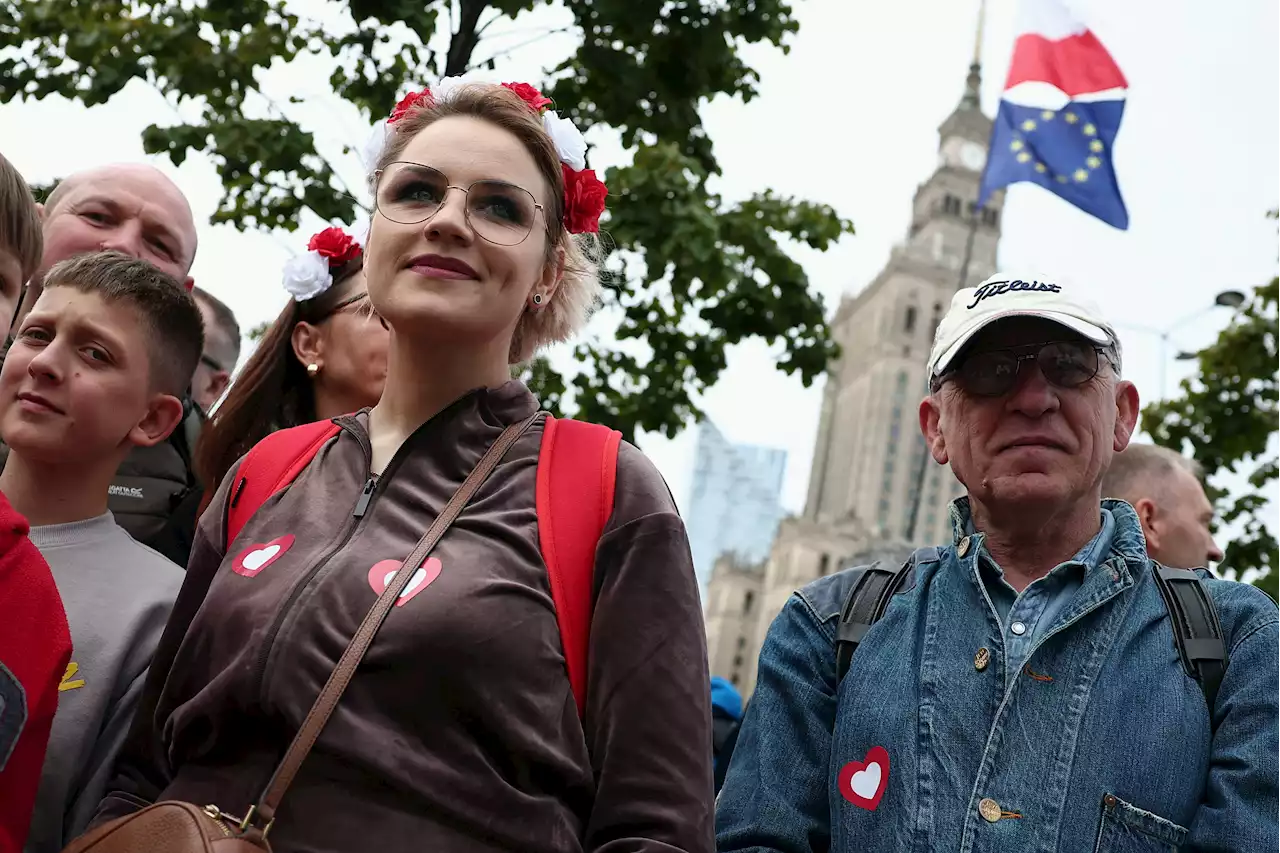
[946,495,1150,587]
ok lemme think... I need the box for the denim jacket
[716,499,1278,853]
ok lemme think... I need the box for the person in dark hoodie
[88,80,713,853]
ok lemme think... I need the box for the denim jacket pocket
[1093,793,1189,853]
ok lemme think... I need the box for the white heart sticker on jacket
[366,557,443,606]
[382,567,427,599]
[839,745,890,810]
[243,545,281,571]
[850,762,882,799]
[232,535,295,578]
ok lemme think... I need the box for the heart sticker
[838,746,889,810]
[232,535,295,578]
[366,557,443,606]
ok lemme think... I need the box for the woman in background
[194,225,389,493]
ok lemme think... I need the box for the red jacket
[0,492,72,853]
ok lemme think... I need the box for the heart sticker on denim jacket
[839,746,890,810]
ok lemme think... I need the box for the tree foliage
[1143,270,1279,600]
[1,0,852,440]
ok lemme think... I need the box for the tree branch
[472,26,575,70]
[474,8,505,39]
[445,0,490,76]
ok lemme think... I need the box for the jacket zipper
[250,418,376,706]
[248,404,488,706]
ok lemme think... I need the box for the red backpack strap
[536,415,622,721]
[225,420,343,548]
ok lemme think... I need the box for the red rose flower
[562,164,608,234]
[502,82,553,114]
[388,88,434,123]
[308,227,362,266]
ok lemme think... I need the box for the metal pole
[907,210,981,542]
[1159,332,1170,400]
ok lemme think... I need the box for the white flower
[433,75,468,102]
[352,213,371,249]
[542,111,587,171]
[361,119,389,178]
[281,250,333,302]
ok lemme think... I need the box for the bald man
[10,163,199,331]
[3,163,205,567]
[1103,443,1225,570]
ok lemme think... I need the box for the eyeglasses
[318,291,388,330]
[941,340,1109,397]
[374,161,545,246]
[320,292,369,319]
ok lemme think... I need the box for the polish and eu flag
[978,0,1130,229]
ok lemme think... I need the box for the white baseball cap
[928,273,1121,377]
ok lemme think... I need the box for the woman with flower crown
[85,81,712,853]
[195,225,390,500]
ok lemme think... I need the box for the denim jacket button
[978,798,1002,823]
[1011,621,1027,636]
[958,536,972,558]
[974,647,990,671]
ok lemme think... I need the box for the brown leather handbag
[61,416,536,853]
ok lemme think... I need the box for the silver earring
[532,293,543,305]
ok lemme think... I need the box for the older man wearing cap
[715,275,1278,853]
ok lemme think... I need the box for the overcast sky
[1,0,1276,524]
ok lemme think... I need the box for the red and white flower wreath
[364,78,608,235]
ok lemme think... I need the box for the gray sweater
[24,512,182,853]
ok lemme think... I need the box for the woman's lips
[407,254,478,280]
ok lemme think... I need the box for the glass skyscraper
[686,421,787,598]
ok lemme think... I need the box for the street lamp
[1112,290,1244,399]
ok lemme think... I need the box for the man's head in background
[1102,443,1224,569]
[191,286,240,413]
[0,152,44,331]
[10,163,198,335]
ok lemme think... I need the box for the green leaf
[2,0,849,443]
[1142,264,1279,599]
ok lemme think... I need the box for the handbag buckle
[237,805,275,838]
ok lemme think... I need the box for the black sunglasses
[940,340,1110,397]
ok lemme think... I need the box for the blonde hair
[375,84,602,363]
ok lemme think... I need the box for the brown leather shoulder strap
[246,413,540,835]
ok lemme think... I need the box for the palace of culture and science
[704,58,1006,696]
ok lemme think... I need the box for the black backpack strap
[835,557,918,684]
[1152,565,1227,712]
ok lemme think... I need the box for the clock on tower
[940,136,988,173]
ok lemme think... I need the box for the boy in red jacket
[0,152,72,853]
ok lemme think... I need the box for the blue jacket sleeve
[1184,594,1278,853]
[716,592,838,853]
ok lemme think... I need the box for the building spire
[961,0,986,109]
